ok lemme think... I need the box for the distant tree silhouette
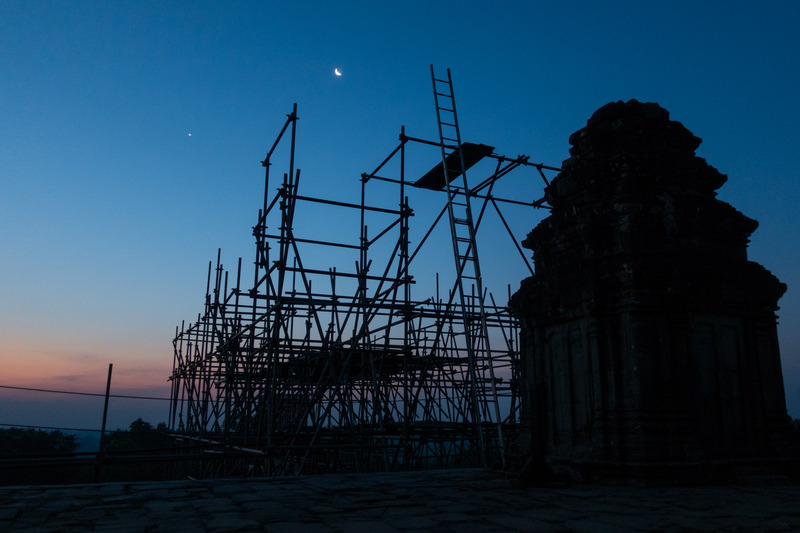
[93,418,174,482]
[0,427,78,455]
[105,418,170,451]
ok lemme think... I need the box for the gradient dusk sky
[2,1,799,435]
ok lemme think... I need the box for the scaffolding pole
[169,97,558,477]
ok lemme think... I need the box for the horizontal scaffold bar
[270,266,415,284]
[292,194,406,216]
[258,233,362,250]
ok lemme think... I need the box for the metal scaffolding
[169,75,559,477]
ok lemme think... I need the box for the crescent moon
[334,68,342,76]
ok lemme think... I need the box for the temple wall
[510,100,794,481]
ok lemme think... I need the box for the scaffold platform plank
[414,142,494,190]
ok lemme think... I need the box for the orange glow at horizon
[1,335,171,393]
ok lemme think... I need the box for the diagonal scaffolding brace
[169,78,559,477]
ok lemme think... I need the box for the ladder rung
[433,77,450,83]
[453,218,469,224]
[440,122,456,127]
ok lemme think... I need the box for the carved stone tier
[510,100,794,482]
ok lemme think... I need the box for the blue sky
[1,0,799,434]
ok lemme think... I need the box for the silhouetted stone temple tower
[510,100,795,482]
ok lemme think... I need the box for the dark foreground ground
[1,468,799,532]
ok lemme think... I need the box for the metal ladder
[430,66,505,468]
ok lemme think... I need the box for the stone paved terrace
[1,469,799,532]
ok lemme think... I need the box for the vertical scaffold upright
[169,69,560,478]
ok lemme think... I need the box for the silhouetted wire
[0,422,101,433]
[0,384,180,402]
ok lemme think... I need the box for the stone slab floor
[1,469,799,532]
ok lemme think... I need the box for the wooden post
[94,363,113,482]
